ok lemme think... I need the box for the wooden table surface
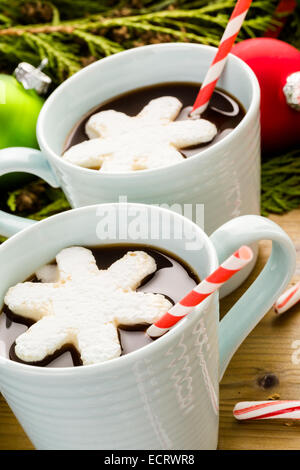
[1,209,300,450]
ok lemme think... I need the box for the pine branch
[0,14,12,26]
[23,32,81,80]
[111,20,221,45]
[0,0,283,83]
[74,30,123,57]
[261,150,300,216]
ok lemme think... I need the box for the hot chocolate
[0,245,199,368]
[62,82,245,171]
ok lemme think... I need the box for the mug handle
[210,215,296,381]
[0,147,60,237]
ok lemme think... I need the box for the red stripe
[193,35,238,110]
[234,401,288,416]
[192,79,218,111]
[248,406,300,420]
[276,284,300,309]
[206,266,239,284]
[230,0,252,20]
[212,33,240,64]
[180,290,210,307]
[154,312,186,329]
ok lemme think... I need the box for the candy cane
[233,401,300,420]
[274,281,300,315]
[264,0,297,38]
[191,0,253,117]
[147,245,253,338]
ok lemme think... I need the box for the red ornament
[231,38,300,154]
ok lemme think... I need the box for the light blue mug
[0,43,261,296]
[0,203,295,449]
[0,43,260,232]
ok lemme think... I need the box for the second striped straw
[147,245,253,338]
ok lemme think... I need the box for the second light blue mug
[0,203,295,449]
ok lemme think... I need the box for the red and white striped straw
[147,245,253,338]
[191,0,253,117]
[234,401,300,420]
[274,281,300,315]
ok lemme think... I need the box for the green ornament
[0,60,51,189]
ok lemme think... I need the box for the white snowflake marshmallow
[5,247,172,365]
[62,96,217,172]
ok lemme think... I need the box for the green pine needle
[74,30,123,57]
[261,151,300,216]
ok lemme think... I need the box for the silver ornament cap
[14,58,51,95]
[283,71,300,111]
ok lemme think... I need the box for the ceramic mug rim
[36,43,260,179]
[0,202,218,377]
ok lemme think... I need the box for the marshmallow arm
[76,322,121,365]
[56,247,99,281]
[138,96,182,124]
[36,264,59,283]
[165,119,217,148]
[107,251,157,290]
[62,138,113,169]
[4,282,55,321]
[15,316,71,362]
[145,145,184,168]
[99,151,137,172]
[85,110,133,139]
[100,143,184,172]
[114,291,172,326]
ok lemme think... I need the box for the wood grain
[219,209,300,450]
[1,209,300,450]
